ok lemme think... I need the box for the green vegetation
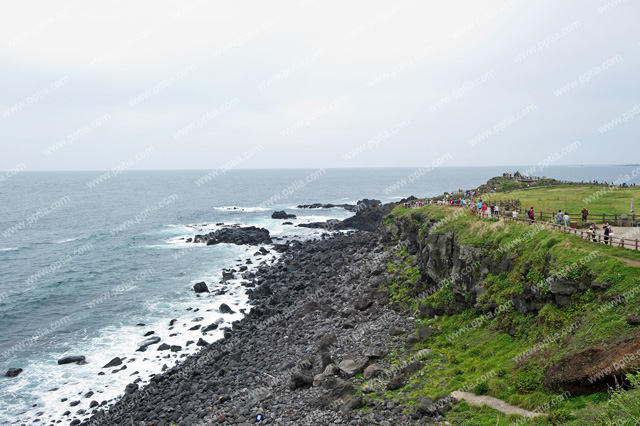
[367,189,640,425]
[498,184,640,216]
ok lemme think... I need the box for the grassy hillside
[372,203,640,425]
[487,183,640,216]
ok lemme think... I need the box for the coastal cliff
[76,201,640,426]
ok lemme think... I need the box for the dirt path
[611,256,640,267]
[451,391,543,418]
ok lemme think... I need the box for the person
[563,212,570,228]
[528,207,535,224]
[556,210,563,226]
[490,203,495,216]
[512,208,518,220]
[495,204,500,217]
[481,203,488,216]
[581,207,588,223]
[603,223,610,245]
[477,201,482,210]
[589,223,597,242]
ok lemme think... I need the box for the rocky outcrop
[544,339,640,394]
[193,226,272,246]
[5,368,23,377]
[297,203,358,211]
[58,356,86,365]
[299,199,393,232]
[193,282,209,293]
[271,211,297,220]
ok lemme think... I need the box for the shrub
[474,381,489,395]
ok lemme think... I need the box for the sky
[0,0,638,171]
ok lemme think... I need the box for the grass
[368,199,640,425]
[488,183,640,217]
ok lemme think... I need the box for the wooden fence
[467,207,640,251]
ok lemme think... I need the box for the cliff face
[384,207,640,396]
[386,213,515,312]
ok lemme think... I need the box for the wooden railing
[467,207,640,251]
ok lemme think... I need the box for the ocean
[0,166,636,424]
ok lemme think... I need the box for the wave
[212,206,271,212]
[0,247,18,252]
[54,238,78,244]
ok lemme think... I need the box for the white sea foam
[54,238,78,243]
[0,247,18,252]
[2,247,276,425]
[212,206,271,212]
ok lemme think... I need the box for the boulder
[219,303,235,314]
[338,355,369,377]
[57,356,86,365]
[387,374,407,390]
[340,396,364,414]
[418,397,438,416]
[102,357,123,368]
[363,364,385,380]
[196,338,209,347]
[193,282,209,293]
[549,279,578,295]
[290,368,313,390]
[136,336,161,352]
[202,323,218,333]
[389,326,405,336]
[318,334,337,352]
[417,325,431,340]
[271,211,297,220]
[124,383,138,394]
[157,343,171,351]
[5,368,22,377]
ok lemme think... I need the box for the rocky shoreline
[68,202,453,426]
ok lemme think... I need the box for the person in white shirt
[512,209,518,220]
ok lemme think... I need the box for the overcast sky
[0,0,638,171]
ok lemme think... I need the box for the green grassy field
[488,184,639,217]
[373,203,640,425]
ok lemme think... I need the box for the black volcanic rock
[102,357,123,368]
[193,226,272,246]
[272,211,297,219]
[57,356,86,365]
[193,281,209,293]
[5,368,22,377]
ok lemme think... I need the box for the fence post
[602,213,605,224]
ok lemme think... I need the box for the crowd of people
[402,198,622,246]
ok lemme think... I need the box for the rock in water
[57,356,86,365]
[193,281,209,293]
[5,368,23,377]
[271,211,297,219]
[219,303,235,314]
[102,357,123,368]
[136,336,161,352]
[192,226,272,246]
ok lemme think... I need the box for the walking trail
[451,391,543,418]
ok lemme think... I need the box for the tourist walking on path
[490,203,495,216]
[528,207,535,224]
[563,212,570,228]
[512,209,518,220]
[581,207,588,223]
[604,223,611,245]
[589,223,597,242]
[495,205,499,217]
[556,210,563,225]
